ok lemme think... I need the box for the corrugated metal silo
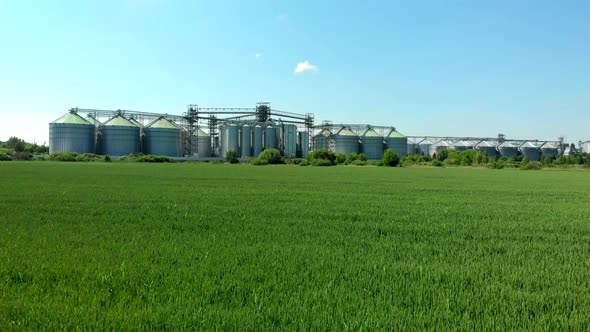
[283,124,297,158]
[430,140,451,158]
[453,140,474,152]
[241,125,252,157]
[313,129,332,150]
[264,125,277,149]
[406,142,418,155]
[540,143,559,158]
[86,115,102,127]
[193,128,211,157]
[520,142,540,161]
[100,115,141,156]
[360,128,384,160]
[220,124,239,157]
[143,117,181,157]
[498,142,519,158]
[334,127,359,154]
[253,125,263,156]
[128,117,143,128]
[418,139,434,156]
[384,129,407,157]
[49,110,95,154]
[476,141,498,157]
[298,132,309,157]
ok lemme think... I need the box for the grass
[1,162,590,330]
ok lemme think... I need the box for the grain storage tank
[253,125,263,157]
[520,142,540,161]
[360,128,384,160]
[193,128,211,157]
[406,141,418,155]
[313,129,332,151]
[540,143,559,159]
[100,115,141,156]
[49,110,95,154]
[128,117,143,128]
[143,117,181,157]
[418,139,434,156]
[333,127,359,154]
[220,124,239,157]
[453,140,474,152]
[297,131,309,157]
[86,115,102,127]
[241,124,252,157]
[384,129,407,157]
[430,140,451,158]
[264,125,277,149]
[498,141,519,158]
[283,124,297,158]
[475,141,498,157]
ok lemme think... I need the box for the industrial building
[49,102,566,161]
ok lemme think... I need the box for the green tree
[225,149,239,164]
[6,137,26,152]
[336,153,346,164]
[380,149,400,167]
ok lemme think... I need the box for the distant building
[581,141,590,154]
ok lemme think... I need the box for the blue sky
[0,0,589,144]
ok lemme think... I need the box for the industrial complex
[49,102,571,161]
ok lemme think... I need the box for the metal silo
[540,143,559,159]
[220,124,239,157]
[264,125,277,149]
[86,115,102,127]
[333,127,359,154]
[100,115,141,156]
[49,110,95,154]
[298,131,309,157]
[498,142,519,158]
[283,124,297,158]
[430,140,451,158]
[475,141,498,157]
[406,142,418,155]
[253,125,263,157]
[520,142,540,161]
[385,129,408,158]
[193,128,211,157]
[360,128,384,160]
[418,139,434,156]
[453,140,474,152]
[241,124,252,157]
[143,117,180,157]
[313,129,332,151]
[128,117,143,128]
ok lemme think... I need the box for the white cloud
[294,61,319,74]
[256,53,263,60]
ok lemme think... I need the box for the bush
[379,149,400,167]
[351,159,367,166]
[49,152,79,162]
[307,150,336,165]
[521,161,542,170]
[104,155,111,162]
[487,161,505,169]
[13,152,32,161]
[0,152,12,161]
[225,149,239,164]
[336,153,347,165]
[311,159,334,167]
[431,160,444,167]
[357,153,368,162]
[75,153,102,162]
[136,155,176,163]
[299,160,310,166]
[346,152,359,164]
[250,158,269,166]
[258,148,283,164]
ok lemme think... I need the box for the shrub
[487,161,505,169]
[431,160,444,167]
[0,152,12,161]
[299,159,310,166]
[104,155,111,162]
[351,159,367,166]
[225,149,239,164]
[346,152,359,163]
[521,161,542,170]
[307,150,336,165]
[258,148,283,164]
[75,153,102,162]
[336,153,347,165]
[250,158,269,166]
[13,152,32,161]
[49,152,79,162]
[136,155,176,163]
[290,158,303,165]
[379,149,400,167]
[357,153,368,162]
[311,159,334,167]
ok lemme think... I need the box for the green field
[1,162,590,330]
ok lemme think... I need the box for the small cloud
[294,60,319,74]
[256,53,263,60]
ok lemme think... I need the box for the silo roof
[194,128,208,137]
[454,140,474,147]
[86,116,102,127]
[362,128,382,137]
[148,117,177,129]
[476,141,497,147]
[433,140,451,147]
[128,118,143,127]
[499,141,519,148]
[335,127,358,137]
[314,129,332,137]
[104,115,136,127]
[521,142,540,148]
[51,111,93,125]
[387,130,405,138]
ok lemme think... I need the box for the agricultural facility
[49,102,566,160]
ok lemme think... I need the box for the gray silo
[333,127,359,154]
[193,128,211,157]
[283,124,297,158]
[49,110,95,154]
[498,142,519,158]
[253,125,263,157]
[313,129,332,151]
[418,139,434,156]
[241,125,252,157]
[476,141,498,157]
[264,125,277,149]
[86,115,102,127]
[298,132,309,157]
[128,117,143,128]
[220,124,239,157]
[385,129,408,157]
[143,117,181,157]
[360,128,384,160]
[430,140,451,158]
[520,142,540,161]
[406,142,418,155]
[540,143,559,159]
[101,115,141,156]
[453,140,474,152]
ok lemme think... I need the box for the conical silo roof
[128,118,143,127]
[86,115,102,127]
[104,115,136,127]
[194,128,208,137]
[147,117,177,129]
[315,129,332,137]
[361,128,382,137]
[51,111,93,125]
[386,129,405,138]
[335,127,357,137]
